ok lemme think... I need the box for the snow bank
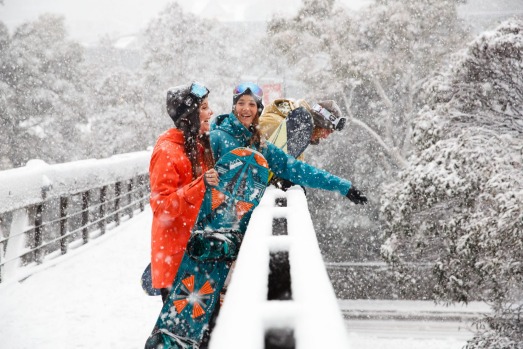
[210,186,349,349]
[0,151,151,213]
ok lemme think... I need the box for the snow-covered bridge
[0,152,348,348]
[0,153,485,348]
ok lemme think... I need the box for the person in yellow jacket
[259,98,347,190]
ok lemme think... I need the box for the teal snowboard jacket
[210,112,352,198]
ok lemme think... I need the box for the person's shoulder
[211,113,229,127]
[262,98,296,118]
[151,133,186,166]
[153,128,183,149]
[209,121,231,144]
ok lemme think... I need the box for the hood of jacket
[262,98,295,119]
[155,127,185,146]
[211,112,252,145]
[259,99,294,139]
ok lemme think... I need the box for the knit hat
[310,100,346,131]
[166,82,209,124]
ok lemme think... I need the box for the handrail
[0,152,151,284]
[0,192,149,268]
[210,187,350,349]
[0,185,147,245]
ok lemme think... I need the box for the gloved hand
[271,177,295,191]
[346,186,368,205]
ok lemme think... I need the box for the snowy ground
[0,207,487,348]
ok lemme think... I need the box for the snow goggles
[184,82,209,107]
[190,82,209,99]
[233,82,263,100]
[311,104,346,131]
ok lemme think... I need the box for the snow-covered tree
[0,15,88,168]
[140,2,254,129]
[266,0,470,260]
[84,67,154,157]
[381,19,523,348]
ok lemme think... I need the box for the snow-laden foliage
[0,15,89,169]
[90,3,271,157]
[266,0,470,261]
[466,304,523,349]
[381,19,523,347]
[1,4,274,168]
[140,2,257,122]
[86,67,155,158]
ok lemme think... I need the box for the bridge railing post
[81,190,90,244]
[99,186,107,235]
[114,181,122,226]
[60,196,69,255]
[210,187,350,349]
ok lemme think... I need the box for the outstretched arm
[264,143,367,204]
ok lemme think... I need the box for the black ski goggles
[233,82,263,100]
[311,104,346,131]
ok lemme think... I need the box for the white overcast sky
[0,0,372,44]
[1,0,521,45]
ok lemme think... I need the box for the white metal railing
[0,152,151,284]
[210,187,349,349]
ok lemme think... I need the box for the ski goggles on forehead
[312,104,347,131]
[233,82,263,99]
[190,82,209,99]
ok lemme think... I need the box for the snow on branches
[381,19,523,307]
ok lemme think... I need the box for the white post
[3,209,30,282]
[210,187,349,349]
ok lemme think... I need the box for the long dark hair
[199,133,215,171]
[167,84,214,179]
[174,109,201,179]
[248,114,263,149]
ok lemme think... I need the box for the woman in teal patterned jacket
[209,82,367,232]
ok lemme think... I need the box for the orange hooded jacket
[149,128,207,288]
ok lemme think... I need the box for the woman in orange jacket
[149,82,218,301]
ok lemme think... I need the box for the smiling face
[198,97,213,135]
[234,94,258,129]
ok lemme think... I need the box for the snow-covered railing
[0,151,151,284]
[210,187,349,349]
[325,261,437,300]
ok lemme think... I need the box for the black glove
[271,177,295,191]
[346,186,368,205]
[270,177,307,195]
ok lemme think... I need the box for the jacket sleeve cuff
[181,175,206,205]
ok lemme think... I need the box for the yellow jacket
[259,99,312,161]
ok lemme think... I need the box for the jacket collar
[264,99,295,118]
[212,112,252,142]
